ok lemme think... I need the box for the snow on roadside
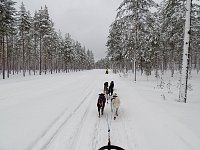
[118,71,200,150]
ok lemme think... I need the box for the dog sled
[98,143,125,150]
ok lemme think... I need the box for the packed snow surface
[0,69,200,150]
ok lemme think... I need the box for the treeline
[95,58,109,69]
[0,1,95,79]
[106,0,200,77]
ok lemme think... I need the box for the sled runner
[98,145,125,150]
[98,136,124,150]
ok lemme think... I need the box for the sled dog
[97,93,106,117]
[111,93,120,120]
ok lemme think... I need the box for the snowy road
[0,70,137,150]
[0,70,200,150]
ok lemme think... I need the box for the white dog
[111,93,120,120]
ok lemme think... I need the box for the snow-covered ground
[0,69,200,150]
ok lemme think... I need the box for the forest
[96,0,200,78]
[1,0,200,80]
[0,1,95,79]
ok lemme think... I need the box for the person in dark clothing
[105,69,108,74]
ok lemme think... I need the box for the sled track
[92,117,101,150]
[67,96,93,150]
[120,110,138,150]
[92,102,112,150]
[29,83,95,150]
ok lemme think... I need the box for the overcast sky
[14,0,163,61]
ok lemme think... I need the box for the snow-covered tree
[0,2,95,79]
[35,6,52,75]
[18,2,31,76]
[0,0,16,79]
[62,33,74,72]
[191,3,200,73]
[86,49,95,70]
[159,0,186,76]
[107,0,157,79]
[107,20,125,72]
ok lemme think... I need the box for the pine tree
[107,20,124,72]
[0,0,16,79]
[63,33,74,72]
[191,3,200,73]
[107,0,157,79]
[18,2,31,76]
[0,2,95,79]
[31,6,52,75]
[159,0,186,75]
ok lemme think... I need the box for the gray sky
[15,0,123,61]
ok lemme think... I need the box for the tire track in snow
[29,82,95,150]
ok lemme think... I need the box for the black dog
[97,93,106,117]
[104,82,108,94]
[108,81,114,96]
[104,82,109,102]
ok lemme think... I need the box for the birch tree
[179,0,192,103]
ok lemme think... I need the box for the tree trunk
[39,34,42,75]
[34,34,37,75]
[170,43,175,77]
[6,35,10,78]
[2,35,5,79]
[179,0,191,103]
[50,54,53,74]
[133,1,139,82]
[11,34,15,75]
[22,32,25,77]
[197,53,199,74]
[28,36,31,75]
[0,36,2,75]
